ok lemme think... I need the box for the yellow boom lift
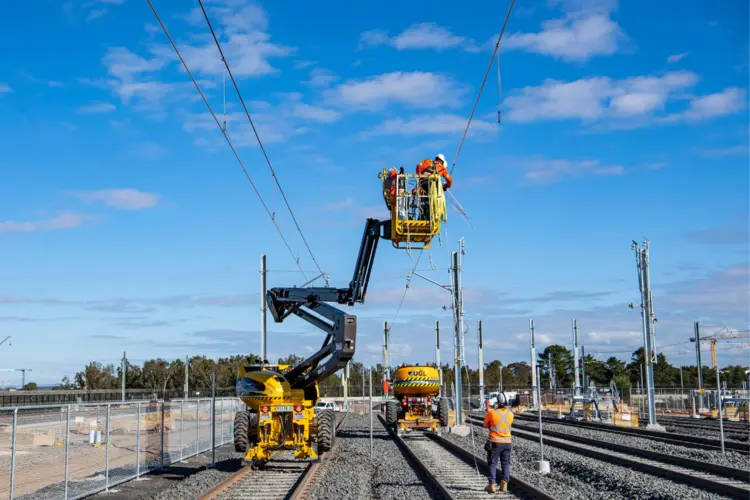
[233,171,447,467]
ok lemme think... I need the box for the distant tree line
[42,347,747,394]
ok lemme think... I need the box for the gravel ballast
[311,412,438,500]
[444,423,737,500]
[516,419,750,471]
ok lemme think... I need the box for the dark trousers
[487,442,511,483]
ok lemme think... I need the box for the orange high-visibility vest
[484,408,513,443]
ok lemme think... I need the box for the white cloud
[0,213,85,233]
[289,101,341,123]
[503,0,627,61]
[667,52,689,63]
[0,83,12,93]
[363,113,496,137]
[85,8,107,22]
[78,102,116,114]
[520,157,625,184]
[359,23,479,52]
[502,70,744,127]
[696,145,749,158]
[76,189,160,210]
[325,72,468,111]
[304,67,338,87]
[660,87,748,123]
[91,1,293,115]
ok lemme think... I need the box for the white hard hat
[435,153,446,164]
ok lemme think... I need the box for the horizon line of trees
[19,346,748,394]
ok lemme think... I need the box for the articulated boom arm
[265,218,389,396]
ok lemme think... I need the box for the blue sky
[0,0,748,386]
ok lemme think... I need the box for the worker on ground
[483,393,513,493]
[415,154,452,220]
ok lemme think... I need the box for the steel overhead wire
[196,0,323,276]
[146,0,307,279]
[449,0,516,176]
[389,251,424,328]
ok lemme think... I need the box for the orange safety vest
[416,159,452,189]
[484,408,513,443]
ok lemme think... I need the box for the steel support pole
[136,402,141,477]
[572,320,581,396]
[383,321,390,382]
[261,254,268,364]
[64,405,71,500]
[530,320,537,408]
[184,356,189,399]
[121,351,126,402]
[717,368,725,455]
[537,367,544,461]
[435,321,442,396]
[695,322,704,410]
[369,368,373,458]
[105,404,111,490]
[452,249,463,425]
[478,320,484,406]
[10,408,17,500]
[160,401,165,468]
[211,372,216,465]
[634,240,659,428]
[180,400,184,461]
[679,367,685,411]
[344,362,349,410]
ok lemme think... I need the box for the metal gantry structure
[632,238,662,430]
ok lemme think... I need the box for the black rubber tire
[385,401,400,426]
[234,410,249,453]
[317,410,335,453]
[438,398,449,427]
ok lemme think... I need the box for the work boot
[485,481,496,493]
[500,480,508,492]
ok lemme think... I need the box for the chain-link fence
[0,397,241,500]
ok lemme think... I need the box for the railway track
[511,412,750,454]
[378,413,557,500]
[655,416,750,433]
[466,415,750,499]
[199,412,349,500]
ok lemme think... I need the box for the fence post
[136,402,141,478]
[220,399,224,445]
[10,408,17,500]
[180,400,184,462]
[196,400,200,454]
[105,403,111,491]
[160,401,165,468]
[211,372,216,466]
[64,405,71,500]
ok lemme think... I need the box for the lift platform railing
[379,169,446,250]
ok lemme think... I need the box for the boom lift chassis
[235,218,390,466]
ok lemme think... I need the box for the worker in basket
[483,393,513,493]
[415,154,452,221]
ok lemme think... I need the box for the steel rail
[511,412,750,454]
[378,413,558,499]
[466,415,750,498]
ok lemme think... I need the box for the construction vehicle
[384,363,449,435]
[232,171,448,467]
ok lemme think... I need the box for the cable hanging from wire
[196,0,324,277]
[146,0,308,279]
[450,0,516,176]
[389,251,424,329]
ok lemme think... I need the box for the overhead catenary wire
[197,0,324,277]
[450,0,516,176]
[146,0,308,279]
